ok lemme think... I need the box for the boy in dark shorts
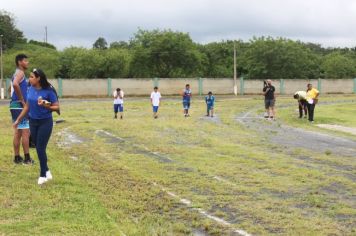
[182,84,192,117]
[205,91,215,117]
[262,79,276,120]
[10,54,34,164]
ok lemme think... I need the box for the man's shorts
[10,101,29,129]
[183,101,191,110]
[114,104,123,113]
[264,99,275,109]
[153,106,159,113]
[207,105,214,111]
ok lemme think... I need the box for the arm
[13,71,26,106]
[41,101,60,112]
[13,102,30,128]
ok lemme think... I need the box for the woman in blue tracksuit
[14,69,60,185]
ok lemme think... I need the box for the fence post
[107,78,112,97]
[57,78,63,98]
[354,78,356,94]
[198,77,203,96]
[317,78,322,93]
[153,77,159,87]
[240,76,244,95]
[280,79,285,95]
[5,78,11,98]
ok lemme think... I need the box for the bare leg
[21,129,30,155]
[211,108,214,117]
[13,129,22,156]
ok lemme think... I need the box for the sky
[1,0,356,50]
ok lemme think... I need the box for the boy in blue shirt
[205,91,215,117]
[182,84,192,117]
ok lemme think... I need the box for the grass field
[0,95,355,236]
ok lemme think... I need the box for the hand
[20,100,26,107]
[13,120,19,129]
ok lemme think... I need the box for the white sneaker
[46,171,53,180]
[38,177,48,185]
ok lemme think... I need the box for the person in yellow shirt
[293,90,307,119]
[306,84,319,122]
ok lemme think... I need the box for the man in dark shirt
[262,79,276,120]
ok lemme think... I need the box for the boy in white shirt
[150,86,161,119]
[113,88,124,119]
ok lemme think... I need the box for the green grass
[1,95,355,235]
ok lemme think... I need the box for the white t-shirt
[113,90,124,104]
[150,91,161,106]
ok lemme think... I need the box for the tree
[321,52,356,78]
[129,29,207,77]
[240,37,320,79]
[0,11,26,49]
[93,37,108,50]
[110,41,130,49]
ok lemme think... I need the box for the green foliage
[3,43,59,78]
[2,27,356,79]
[240,37,321,79]
[0,10,26,49]
[129,29,207,77]
[321,52,356,78]
[93,37,108,50]
[28,40,56,50]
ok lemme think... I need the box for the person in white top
[293,90,307,119]
[150,86,161,119]
[113,88,124,119]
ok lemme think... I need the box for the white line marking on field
[95,130,173,162]
[95,129,125,142]
[153,182,252,236]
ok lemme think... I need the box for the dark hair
[15,54,28,66]
[208,91,213,95]
[307,83,312,86]
[154,86,158,89]
[293,94,298,99]
[116,88,121,92]
[186,84,190,87]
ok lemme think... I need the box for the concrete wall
[8,78,354,97]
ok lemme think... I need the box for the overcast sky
[1,0,356,50]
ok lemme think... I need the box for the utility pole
[233,42,237,96]
[45,26,48,43]
[0,34,4,99]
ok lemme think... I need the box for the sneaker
[14,156,24,164]
[46,171,53,180]
[38,177,48,185]
[23,158,35,165]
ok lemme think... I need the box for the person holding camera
[113,88,124,119]
[263,80,276,120]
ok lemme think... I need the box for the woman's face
[29,72,40,86]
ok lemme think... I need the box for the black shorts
[265,99,275,109]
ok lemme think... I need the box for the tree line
[1,10,356,79]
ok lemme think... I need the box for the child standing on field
[113,88,124,119]
[205,91,215,117]
[150,86,161,119]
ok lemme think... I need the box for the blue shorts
[183,101,190,110]
[153,106,159,113]
[10,101,29,129]
[114,104,123,113]
[207,105,214,111]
